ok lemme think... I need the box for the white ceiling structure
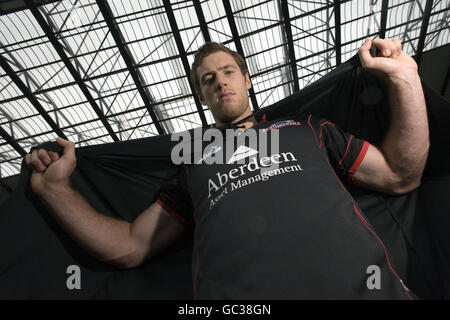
[0,0,449,180]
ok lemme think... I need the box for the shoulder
[268,113,314,124]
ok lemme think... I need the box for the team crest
[263,120,301,132]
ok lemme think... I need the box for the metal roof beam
[379,0,389,39]
[333,0,341,66]
[277,1,294,97]
[193,0,211,42]
[0,0,61,15]
[0,125,27,156]
[96,0,166,135]
[163,1,208,127]
[416,0,434,66]
[231,1,260,80]
[0,54,67,140]
[223,0,259,111]
[25,0,120,142]
[280,0,299,93]
[0,42,89,142]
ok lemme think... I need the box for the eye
[203,76,214,85]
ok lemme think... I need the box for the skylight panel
[0,140,22,177]
[297,52,335,90]
[9,114,53,140]
[159,98,201,133]
[18,132,58,151]
[424,9,450,50]
[0,10,44,44]
[233,0,280,31]
[202,1,233,43]
[0,74,22,100]
[101,88,142,115]
[25,61,73,91]
[341,3,381,44]
[65,119,113,144]
[0,0,448,179]
[1,98,40,122]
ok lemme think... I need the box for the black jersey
[157,113,415,299]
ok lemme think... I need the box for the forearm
[39,185,137,267]
[381,72,430,184]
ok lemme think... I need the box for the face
[196,51,252,125]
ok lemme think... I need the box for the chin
[217,115,236,125]
[212,108,235,123]
[212,101,248,124]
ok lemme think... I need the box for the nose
[216,73,227,89]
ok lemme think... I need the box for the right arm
[25,138,187,269]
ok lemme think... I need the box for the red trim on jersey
[307,114,320,147]
[156,198,188,226]
[347,141,370,182]
[351,202,414,300]
[318,122,337,149]
[324,156,413,300]
[338,135,354,167]
[319,126,324,149]
[262,113,268,123]
[320,121,335,126]
[193,236,200,300]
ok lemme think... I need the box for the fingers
[358,37,404,70]
[55,137,77,167]
[25,137,72,172]
[358,37,375,69]
[56,137,75,158]
[372,37,402,58]
[48,151,60,162]
[392,37,402,56]
[24,153,31,167]
[27,149,49,172]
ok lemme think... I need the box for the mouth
[219,91,234,100]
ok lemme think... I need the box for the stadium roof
[0,0,449,179]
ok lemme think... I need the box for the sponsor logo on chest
[263,120,301,132]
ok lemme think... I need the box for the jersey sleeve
[156,165,195,228]
[318,118,370,183]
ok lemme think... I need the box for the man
[25,37,429,299]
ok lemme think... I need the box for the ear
[245,72,252,90]
[197,91,206,105]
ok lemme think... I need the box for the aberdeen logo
[227,145,259,163]
[207,151,304,209]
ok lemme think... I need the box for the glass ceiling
[0,0,449,178]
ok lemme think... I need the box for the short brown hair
[191,42,248,94]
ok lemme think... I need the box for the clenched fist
[24,137,76,196]
[358,37,419,81]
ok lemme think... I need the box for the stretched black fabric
[0,53,448,299]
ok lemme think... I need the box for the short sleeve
[156,166,195,228]
[318,118,370,183]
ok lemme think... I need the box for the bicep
[315,116,416,195]
[351,143,404,195]
[129,201,189,265]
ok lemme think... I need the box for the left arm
[352,37,429,195]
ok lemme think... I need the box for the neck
[217,110,257,130]
[232,114,258,130]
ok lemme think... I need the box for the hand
[24,137,76,196]
[358,37,419,81]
